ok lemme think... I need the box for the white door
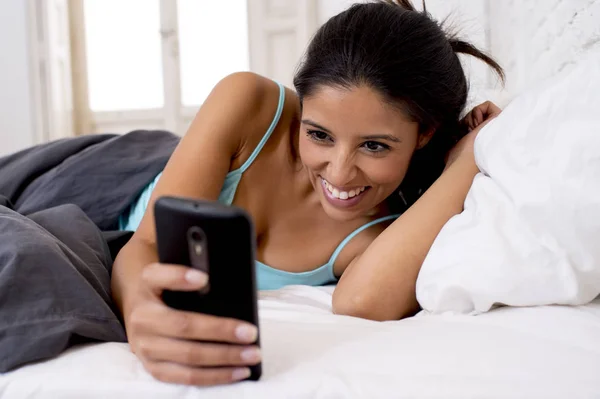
[32,0,75,141]
[247,0,318,87]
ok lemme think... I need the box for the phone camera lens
[190,230,202,242]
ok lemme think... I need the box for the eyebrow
[301,119,402,143]
[361,134,402,143]
[302,119,331,133]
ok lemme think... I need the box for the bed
[2,285,600,398]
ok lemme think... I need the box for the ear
[416,128,435,149]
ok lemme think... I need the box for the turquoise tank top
[119,82,400,290]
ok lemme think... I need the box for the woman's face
[299,84,426,221]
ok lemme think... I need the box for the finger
[480,101,502,119]
[488,103,502,117]
[144,361,251,386]
[461,113,472,130]
[472,117,494,134]
[131,303,258,344]
[136,337,261,367]
[461,112,474,131]
[467,114,476,131]
[142,263,207,293]
[474,107,484,126]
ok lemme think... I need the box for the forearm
[111,238,158,322]
[333,156,479,320]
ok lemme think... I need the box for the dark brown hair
[294,0,504,212]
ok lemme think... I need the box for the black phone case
[154,196,261,381]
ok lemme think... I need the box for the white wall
[317,0,356,22]
[0,1,38,156]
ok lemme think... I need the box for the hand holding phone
[124,197,262,386]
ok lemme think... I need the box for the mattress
[1,286,599,399]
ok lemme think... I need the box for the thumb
[141,263,208,295]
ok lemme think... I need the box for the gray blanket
[0,130,179,372]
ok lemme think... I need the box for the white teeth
[321,177,366,200]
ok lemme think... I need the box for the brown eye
[307,130,331,142]
[363,141,388,152]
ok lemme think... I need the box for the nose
[326,149,358,187]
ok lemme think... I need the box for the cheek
[362,155,412,189]
[298,138,325,170]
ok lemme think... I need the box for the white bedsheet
[1,286,600,399]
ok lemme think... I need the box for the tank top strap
[327,214,401,266]
[238,81,285,173]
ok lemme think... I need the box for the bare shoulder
[197,71,277,127]
[191,72,293,154]
[210,71,271,105]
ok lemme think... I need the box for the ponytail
[449,38,505,83]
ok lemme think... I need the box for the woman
[112,0,504,386]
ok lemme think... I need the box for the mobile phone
[154,196,261,381]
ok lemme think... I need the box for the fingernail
[235,324,258,342]
[232,368,251,381]
[185,270,207,285]
[240,347,261,363]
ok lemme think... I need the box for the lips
[320,177,370,209]
[321,177,366,200]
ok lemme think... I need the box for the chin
[321,201,367,222]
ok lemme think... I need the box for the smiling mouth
[318,177,371,209]
[320,177,368,200]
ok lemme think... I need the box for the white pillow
[415,53,600,315]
